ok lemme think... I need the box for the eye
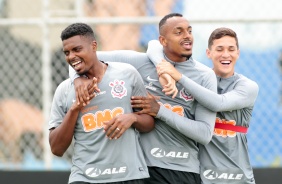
[175,31,181,35]
[63,51,69,56]
[74,47,81,52]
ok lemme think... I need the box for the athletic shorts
[70,179,144,184]
[144,167,201,184]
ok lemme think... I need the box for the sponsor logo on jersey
[159,102,184,116]
[150,148,189,159]
[81,107,124,132]
[85,166,127,178]
[214,117,237,138]
[179,88,194,102]
[146,75,159,82]
[203,169,244,182]
[145,82,157,91]
[109,80,127,99]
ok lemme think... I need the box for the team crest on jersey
[109,79,127,99]
[179,88,194,102]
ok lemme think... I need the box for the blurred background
[0,0,281,182]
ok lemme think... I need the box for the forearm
[49,108,79,156]
[156,105,215,145]
[146,40,164,67]
[179,75,259,111]
[132,114,155,133]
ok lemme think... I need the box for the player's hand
[73,77,100,106]
[103,114,137,140]
[157,59,182,81]
[131,92,160,117]
[159,73,178,98]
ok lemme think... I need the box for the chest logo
[109,80,127,99]
[179,88,194,102]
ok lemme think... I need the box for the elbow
[201,134,213,145]
[50,146,64,157]
[198,128,213,145]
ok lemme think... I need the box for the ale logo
[85,166,127,178]
[203,169,244,181]
[150,148,189,159]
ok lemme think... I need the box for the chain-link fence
[0,0,281,170]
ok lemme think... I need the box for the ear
[159,35,167,47]
[91,40,97,51]
[206,48,211,59]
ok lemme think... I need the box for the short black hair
[60,23,95,41]
[159,13,183,31]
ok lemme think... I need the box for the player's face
[206,36,239,78]
[62,35,97,75]
[159,17,193,62]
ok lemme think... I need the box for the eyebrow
[173,25,192,30]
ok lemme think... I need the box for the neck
[87,61,107,83]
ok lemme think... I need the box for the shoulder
[235,73,259,95]
[193,59,216,80]
[54,78,72,96]
[107,62,137,71]
[237,74,259,89]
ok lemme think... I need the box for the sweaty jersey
[146,40,259,184]
[70,50,217,174]
[49,62,149,183]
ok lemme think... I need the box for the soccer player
[49,23,155,184]
[70,13,217,184]
[147,27,259,184]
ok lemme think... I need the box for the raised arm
[179,75,259,111]
[146,40,178,98]
[157,60,259,111]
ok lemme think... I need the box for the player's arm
[49,81,94,157]
[132,97,216,145]
[103,113,154,140]
[132,70,217,145]
[180,76,259,111]
[157,59,259,111]
[146,40,178,98]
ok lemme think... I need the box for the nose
[222,50,230,58]
[68,51,76,60]
[183,30,192,39]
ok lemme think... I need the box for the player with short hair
[70,13,217,184]
[49,22,154,184]
[147,27,259,184]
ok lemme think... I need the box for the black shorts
[70,179,145,184]
[144,167,201,184]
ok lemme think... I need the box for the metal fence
[0,0,281,170]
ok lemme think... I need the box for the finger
[112,127,123,140]
[78,87,86,106]
[87,78,96,94]
[131,96,146,100]
[171,88,178,99]
[115,127,128,139]
[88,77,100,94]
[103,121,111,132]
